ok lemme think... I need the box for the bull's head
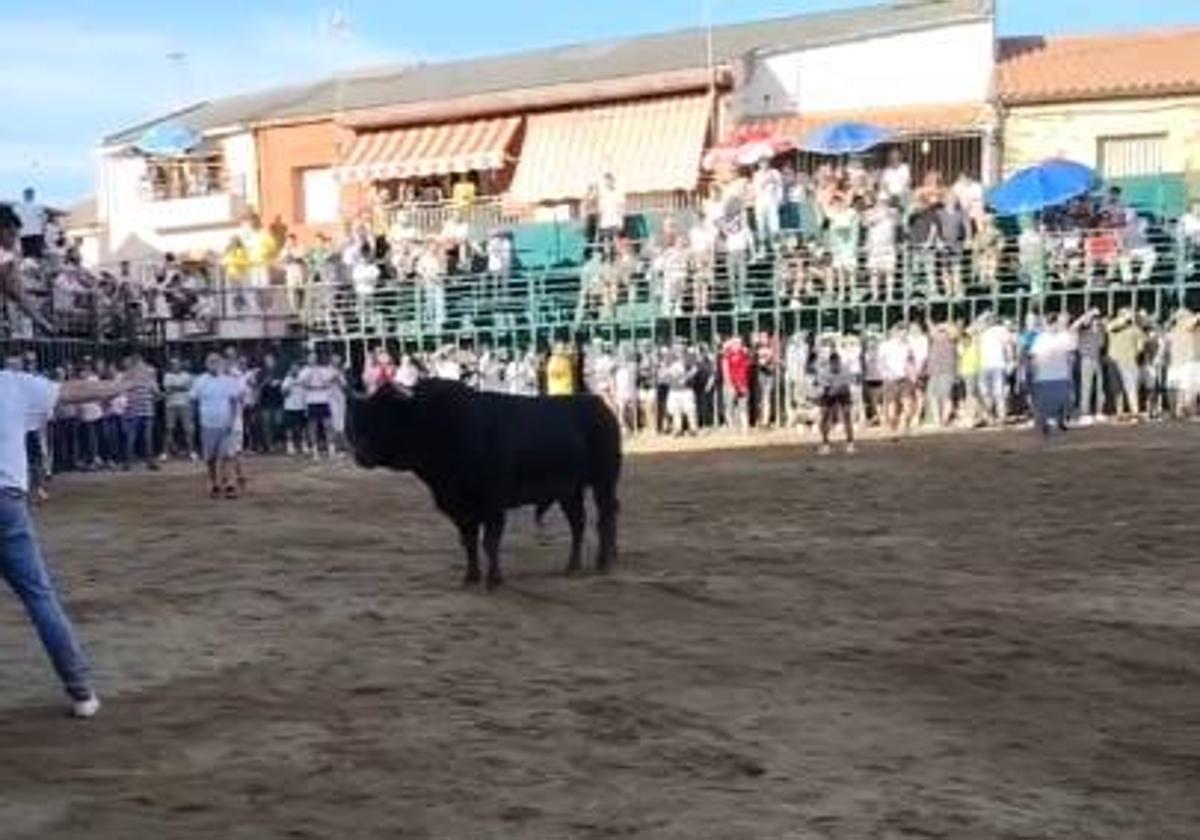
[346,383,420,471]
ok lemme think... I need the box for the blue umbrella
[799,122,893,155]
[986,159,1097,216]
[135,122,201,157]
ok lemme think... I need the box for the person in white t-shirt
[597,172,626,260]
[190,353,247,498]
[880,150,911,206]
[978,316,1012,426]
[2,366,128,718]
[1029,315,1077,435]
[281,363,310,456]
[752,158,783,254]
[15,187,48,259]
[298,351,338,459]
[878,326,913,433]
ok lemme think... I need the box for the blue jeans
[0,491,91,700]
[123,414,154,465]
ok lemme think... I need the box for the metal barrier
[286,223,1200,350]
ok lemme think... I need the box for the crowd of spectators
[6,162,1200,347]
[13,293,1200,504]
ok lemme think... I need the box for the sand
[1,424,1199,839]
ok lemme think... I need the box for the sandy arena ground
[1,425,1199,839]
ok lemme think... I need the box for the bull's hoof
[484,573,504,592]
[462,569,482,587]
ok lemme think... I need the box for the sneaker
[845,443,856,455]
[71,694,101,719]
[818,444,831,456]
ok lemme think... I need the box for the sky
[4,0,1198,207]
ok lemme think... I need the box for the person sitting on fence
[1118,209,1157,284]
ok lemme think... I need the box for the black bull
[347,380,622,589]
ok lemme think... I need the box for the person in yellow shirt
[222,236,250,284]
[959,323,982,427]
[451,175,477,210]
[545,343,575,396]
[221,236,251,314]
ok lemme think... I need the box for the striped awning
[335,116,521,183]
[740,103,993,143]
[508,95,711,203]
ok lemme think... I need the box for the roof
[64,197,99,231]
[104,0,993,145]
[998,28,1200,106]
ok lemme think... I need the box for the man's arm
[58,378,128,405]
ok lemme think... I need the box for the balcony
[151,191,247,232]
[142,164,248,232]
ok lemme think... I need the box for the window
[1097,134,1167,179]
[299,167,339,224]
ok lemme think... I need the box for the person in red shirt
[721,336,752,433]
[362,347,398,394]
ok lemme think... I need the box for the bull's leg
[456,518,481,586]
[482,513,507,591]
[593,483,620,573]
[559,489,586,575]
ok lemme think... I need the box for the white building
[734,0,999,184]
[95,105,265,267]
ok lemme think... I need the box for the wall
[1003,95,1200,215]
[738,21,994,118]
[1002,95,1200,173]
[256,120,360,245]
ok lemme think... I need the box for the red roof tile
[998,29,1200,105]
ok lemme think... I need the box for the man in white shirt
[597,172,626,260]
[298,351,338,459]
[978,316,1012,426]
[752,158,783,254]
[190,353,246,497]
[15,188,48,259]
[1029,315,1077,435]
[162,357,196,460]
[2,365,127,718]
[878,326,913,433]
[881,150,911,206]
